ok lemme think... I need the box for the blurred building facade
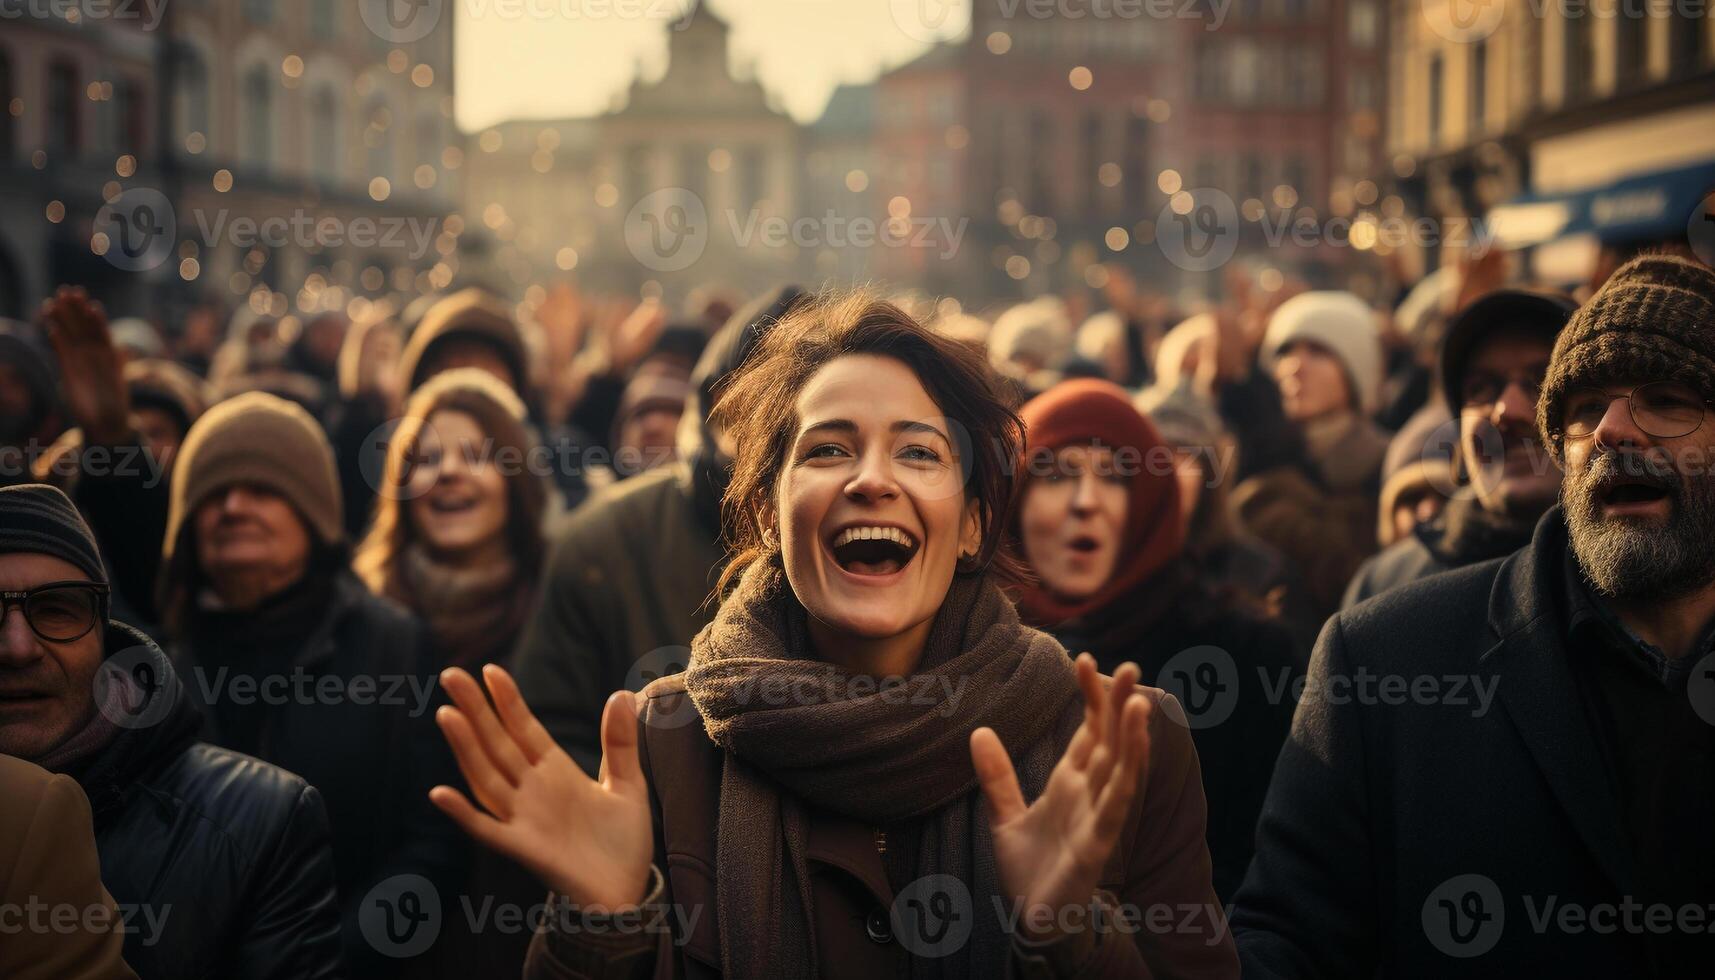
[463,7,801,301]
[1390,0,1715,287]
[0,0,460,325]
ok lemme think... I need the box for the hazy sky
[454,0,970,132]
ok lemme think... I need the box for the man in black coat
[1343,289,1577,607]
[0,483,342,979]
[157,392,462,975]
[1232,254,1715,978]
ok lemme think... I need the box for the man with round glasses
[1345,289,1577,607]
[1232,253,1715,978]
[0,483,342,979]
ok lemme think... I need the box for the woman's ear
[959,496,983,560]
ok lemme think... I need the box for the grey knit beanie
[0,484,106,584]
[1537,254,1715,462]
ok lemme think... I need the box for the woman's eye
[899,445,942,463]
[804,443,848,460]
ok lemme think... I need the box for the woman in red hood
[1012,378,1301,902]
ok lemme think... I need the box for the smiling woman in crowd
[428,291,1238,979]
[1010,378,1300,903]
[355,367,549,671]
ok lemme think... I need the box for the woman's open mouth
[828,525,920,577]
[426,493,478,515]
[1067,534,1100,554]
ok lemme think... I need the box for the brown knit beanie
[398,288,527,394]
[1538,254,1715,462]
[164,391,343,566]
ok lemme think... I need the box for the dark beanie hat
[398,288,527,393]
[0,484,106,584]
[1538,254,1715,462]
[1438,289,1577,412]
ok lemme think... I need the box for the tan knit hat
[398,288,527,393]
[164,391,343,565]
[1537,254,1715,462]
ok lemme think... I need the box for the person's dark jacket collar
[70,621,203,830]
[1418,490,1540,566]
[1481,506,1633,892]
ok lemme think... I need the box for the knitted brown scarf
[685,560,1082,979]
[399,544,529,668]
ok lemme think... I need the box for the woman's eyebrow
[894,419,951,444]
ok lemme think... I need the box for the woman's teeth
[832,525,916,549]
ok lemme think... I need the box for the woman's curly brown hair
[710,288,1028,593]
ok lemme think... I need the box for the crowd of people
[1,243,1713,979]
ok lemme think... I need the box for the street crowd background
[1,0,1714,978]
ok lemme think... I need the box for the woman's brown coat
[521,675,1240,980]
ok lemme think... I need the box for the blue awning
[1487,159,1715,247]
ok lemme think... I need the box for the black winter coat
[1232,508,1715,978]
[172,571,465,976]
[1340,490,1538,610]
[68,622,344,979]
[1042,566,1301,903]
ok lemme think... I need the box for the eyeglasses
[1461,370,1544,410]
[1563,382,1714,441]
[0,581,109,643]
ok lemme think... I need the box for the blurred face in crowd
[425,339,517,392]
[1273,339,1352,423]
[193,484,312,603]
[301,315,347,372]
[776,354,981,645]
[406,409,510,562]
[618,401,684,475]
[1172,452,1205,536]
[1460,330,1560,518]
[0,553,103,760]
[1561,376,1715,600]
[0,363,36,442]
[1390,487,1446,543]
[1019,446,1128,600]
[133,407,186,474]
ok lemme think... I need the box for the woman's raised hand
[430,665,654,909]
[971,653,1153,939]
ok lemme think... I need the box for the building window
[1124,115,1149,214]
[1349,70,1377,110]
[0,48,12,161]
[1671,5,1705,73]
[741,146,765,211]
[1615,7,1649,85]
[312,87,340,182]
[243,0,274,24]
[1195,44,1225,103]
[175,49,209,142]
[1082,114,1104,213]
[1427,54,1443,147]
[1470,40,1487,133]
[1563,15,1593,103]
[47,60,79,157]
[115,77,144,154]
[1027,109,1053,213]
[1348,0,1379,48]
[242,65,272,168]
[311,0,337,39]
[365,97,392,184]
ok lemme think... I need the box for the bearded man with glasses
[0,483,342,979]
[1231,254,1715,979]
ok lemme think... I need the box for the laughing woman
[355,367,548,671]
[430,293,1238,979]
[1011,379,1299,903]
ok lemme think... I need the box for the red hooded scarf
[1012,379,1184,627]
